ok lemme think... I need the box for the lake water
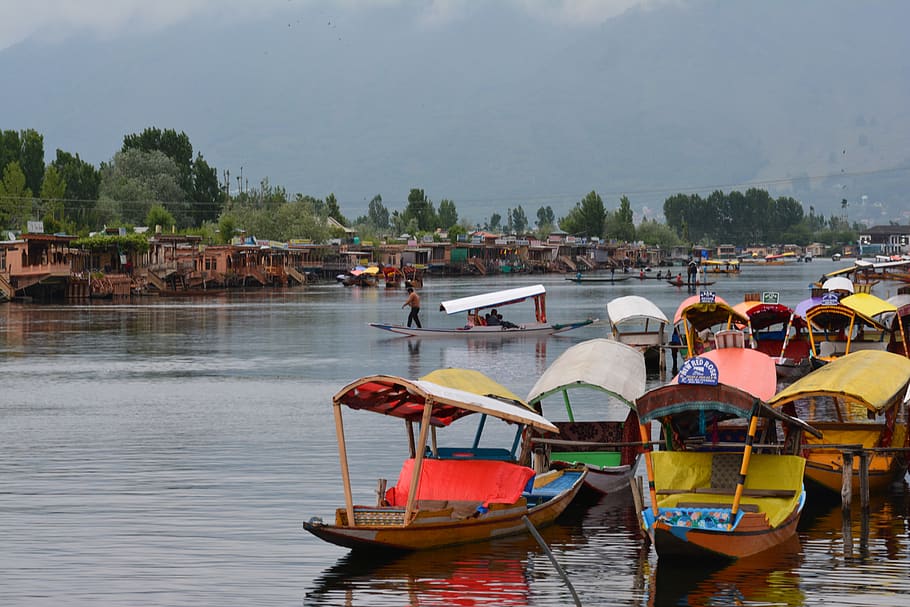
[1,260,908,606]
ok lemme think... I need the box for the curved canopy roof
[607,295,669,327]
[732,301,803,331]
[420,368,528,409]
[840,292,898,320]
[439,284,545,315]
[333,373,558,432]
[671,347,778,402]
[636,382,819,437]
[526,339,646,406]
[768,350,910,414]
[822,276,855,293]
[673,294,749,331]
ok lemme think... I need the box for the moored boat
[673,292,750,358]
[370,284,595,337]
[732,300,811,381]
[607,295,670,371]
[526,339,647,497]
[768,350,910,495]
[302,370,586,551]
[636,348,820,560]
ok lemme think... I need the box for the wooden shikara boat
[565,274,633,283]
[636,348,820,560]
[768,350,910,495]
[673,293,750,358]
[607,295,670,371]
[526,339,647,497]
[796,292,908,367]
[732,300,812,381]
[370,284,595,337]
[667,279,716,287]
[303,369,586,552]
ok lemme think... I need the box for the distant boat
[565,274,633,283]
[370,284,595,337]
[667,279,716,287]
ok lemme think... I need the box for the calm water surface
[1,260,908,606]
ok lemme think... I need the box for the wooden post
[404,401,434,525]
[333,402,356,528]
[841,450,854,512]
[375,478,387,507]
[841,449,854,558]
[639,423,658,518]
[858,450,870,514]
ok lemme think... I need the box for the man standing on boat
[687,258,698,288]
[402,287,422,328]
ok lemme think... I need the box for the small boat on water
[636,347,820,560]
[702,259,742,274]
[337,265,380,287]
[796,292,908,367]
[370,284,595,337]
[526,339,647,497]
[673,293,750,358]
[768,350,910,496]
[732,300,812,381]
[667,278,716,287]
[607,295,670,371]
[565,274,633,283]
[302,370,586,552]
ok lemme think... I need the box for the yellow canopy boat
[768,350,910,495]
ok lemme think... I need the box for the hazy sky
[3,0,909,225]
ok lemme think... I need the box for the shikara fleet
[306,260,910,563]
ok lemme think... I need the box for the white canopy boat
[370,284,595,337]
[607,295,670,371]
[526,339,648,496]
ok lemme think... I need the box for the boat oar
[730,399,761,528]
[522,516,582,607]
[778,313,795,363]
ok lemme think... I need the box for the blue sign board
[821,292,840,306]
[678,357,720,386]
[699,291,716,304]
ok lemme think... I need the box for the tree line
[0,126,858,248]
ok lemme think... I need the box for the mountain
[2,0,909,225]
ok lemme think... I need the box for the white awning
[607,295,669,327]
[526,339,646,405]
[440,284,546,315]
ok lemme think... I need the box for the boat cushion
[385,458,536,508]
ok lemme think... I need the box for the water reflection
[648,535,804,607]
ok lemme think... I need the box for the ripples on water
[1,263,908,605]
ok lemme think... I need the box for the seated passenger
[485,309,501,326]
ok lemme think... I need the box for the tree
[560,190,606,238]
[19,129,45,195]
[636,218,681,249]
[145,203,176,230]
[489,212,502,232]
[536,205,555,230]
[367,194,390,230]
[510,205,528,234]
[324,193,347,225]
[403,188,436,231]
[190,153,224,225]
[607,195,635,242]
[0,130,19,174]
[52,150,101,227]
[0,161,33,230]
[39,164,67,228]
[437,199,458,229]
[98,148,188,226]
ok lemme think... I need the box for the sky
[2,0,909,226]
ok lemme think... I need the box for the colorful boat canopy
[768,350,910,414]
[822,276,854,293]
[732,301,805,331]
[673,294,749,329]
[333,373,558,432]
[671,348,778,402]
[607,295,669,327]
[420,368,531,411]
[526,339,646,406]
[439,284,546,315]
[840,292,898,320]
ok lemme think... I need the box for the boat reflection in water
[305,535,540,606]
[648,534,805,607]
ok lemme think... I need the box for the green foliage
[606,196,635,242]
[489,212,502,232]
[145,203,176,230]
[636,219,682,249]
[447,224,468,242]
[217,214,238,244]
[0,161,33,230]
[509,205,528,234]
[0,130,20,174]
[403,188,436,231]
[19,129,45,195]
[536,205,555,231]
[367,194,390,230]
[663,188,807,245]
[73,232,150,253]
[190,153,224,225]
[39,164,67,229]
[98,148,188,226]
[560,190,606,238]
[324,193,348,225]
[437,199,458,229]
[220,197,329,242]
[52,150,101,228]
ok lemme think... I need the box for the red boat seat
[385,458,536,507]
